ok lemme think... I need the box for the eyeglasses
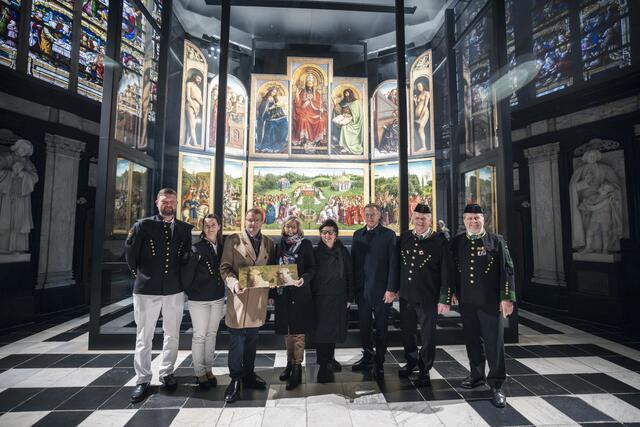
[320,230,336,235]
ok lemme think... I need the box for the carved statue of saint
[0,139,39,254]
[569,149,623,254]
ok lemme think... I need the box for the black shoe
[196,377,211,391]
[317,364,333,383]
[352,352,374,372]
[491,388,506,408]
[280,362,292,381]
[243,373,267,390]
[414,370,431,387]
[224,379,242,403]
[460,375,486,389]
[130,382,149,403]
[207,375,217,387]
[330,359,342,372]
[286,364,302,390]
[161,374,178,391]
[374,364,384,381]
[398,359,418,378]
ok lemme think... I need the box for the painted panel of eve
[409,50,435,155]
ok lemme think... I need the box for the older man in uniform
[351,203,399,379]
[125,188,193,403]
[451,203,516,408]
[219,207,275,403]
[397,204,453,386]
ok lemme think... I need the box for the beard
[160,206,175,217]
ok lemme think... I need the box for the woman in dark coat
[312,219,354,383]
[181,214,225,390]
[271,217,316,390]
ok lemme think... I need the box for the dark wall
[0,68,100,328]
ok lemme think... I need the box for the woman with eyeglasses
[311,219,354,383]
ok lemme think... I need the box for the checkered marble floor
[0,306,639,426]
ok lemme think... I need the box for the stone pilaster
[37,134,86,288]
[524,142,566,286]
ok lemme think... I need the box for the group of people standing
[125,187,516,409]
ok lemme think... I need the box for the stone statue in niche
[0,139,38,255]
[569,149,624,255]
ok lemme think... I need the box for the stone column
[37,134,86,289]
[524,142,566,286]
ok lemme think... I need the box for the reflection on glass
[78,0,108,100]
[464,166,497,233]
[115,0,159,150]
[531,0,573,97]
[28,0,73,88]
[456,11,495,158]
[223,159,245,233]
[580,0,630,80]
[371,80,399,159]
[113,158,131,233]
[207,75,248,155]
[372,160,435,233]
[113,158,149,234]
[249,163,367,236]
[0,1,19,69]
[178,153,212,233]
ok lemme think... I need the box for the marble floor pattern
[0,306,639,426]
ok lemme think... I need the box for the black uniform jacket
[450,231,516,306]
[271,238,316,335]
[181,238,225,301]
[351,223,399,304]
[399,231,454,306]
[125,215,193,295]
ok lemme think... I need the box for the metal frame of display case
[88,0,519,348]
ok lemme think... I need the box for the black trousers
[461,304,506,389]
[400,298,437,372]
[228,327,259,380]
[316,343,336,366]
[356,292,391,364]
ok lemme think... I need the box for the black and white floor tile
[0,306,639,426]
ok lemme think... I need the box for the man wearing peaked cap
[397,203,454,387]
[450,203,516,408]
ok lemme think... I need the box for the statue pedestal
[572,252,621,263]
[0,253,31,264]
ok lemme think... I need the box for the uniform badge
[418,250,424,255]
[477,246,487,256]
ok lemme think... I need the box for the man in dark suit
[398,204,453,386]
[125,188,193,403]
[351,203,399,379]
[451,203,516,408]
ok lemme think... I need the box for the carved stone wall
[37,134,86,288]
[524,142,566,286]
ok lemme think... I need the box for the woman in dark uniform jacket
[182,214,225,389]
[312,219,354,383]
[271,217,316,391]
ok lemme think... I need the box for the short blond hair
[281,217,304,237]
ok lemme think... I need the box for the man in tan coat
[220,207,275,403]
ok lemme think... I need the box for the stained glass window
[455,0,489,39]
[464,165,497,232]
[114,0,160,150]
[531,0,573,97]
[580,0,631,80]
[78,0,108,101]
[0,0,20,69]
[456,11,495,158]
[505,0,518,106]
[28,0,73,88]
